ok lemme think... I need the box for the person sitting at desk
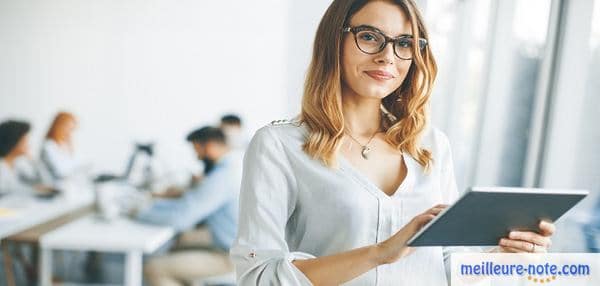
[219,114,248,150]
[0,120,54,196]
[40,111,85,181]
[132,126,243,286]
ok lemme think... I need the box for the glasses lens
[394,38,414,59]
[355,30,385,54]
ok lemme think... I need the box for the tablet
[406,187,588,246]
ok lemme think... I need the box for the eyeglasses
[343,25,428,60]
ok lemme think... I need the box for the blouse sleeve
[230,126,315,286]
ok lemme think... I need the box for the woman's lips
[364,70,395,81]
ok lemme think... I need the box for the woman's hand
[497,220,555,253]
[375,204,447,265]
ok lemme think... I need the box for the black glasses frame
[343,25,428,60]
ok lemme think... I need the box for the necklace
[344,129,381,160]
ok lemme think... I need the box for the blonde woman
[41,111,81,180]
[231,0,556,285]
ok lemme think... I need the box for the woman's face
[13,134,30,156]
[63,119,77,137]
[341,1,413,100]
[56,118,77,142]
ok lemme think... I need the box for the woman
[231,0,555,285]
[41,111,81,180]
[0,120,52,195]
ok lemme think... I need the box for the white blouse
[0,159,38,195]
[40,139,79,180]
[231,119,472,285]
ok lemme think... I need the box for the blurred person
[40,111,86,181]
[172,114,245,191]
[130,126,243,286]
[219,114,248,150]
[0,120,54,196]
[231,1,557,285]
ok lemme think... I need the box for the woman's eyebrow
[353,24,413,38]
[353,24,387,34]
[353,24,381,30]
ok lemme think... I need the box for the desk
[0,191,94,285]
[0,192,94,239]
[40,215,175,286]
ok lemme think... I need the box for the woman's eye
[397,39,412,48]
[359,32,378,42]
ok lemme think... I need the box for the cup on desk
[95,182,120,221]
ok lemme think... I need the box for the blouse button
[249,252,256,258]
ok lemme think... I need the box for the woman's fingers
[430,204,448,211]
[425,204,448,215]
[500,238,531,251]
[426,208,443,216]
[410,205,448,229]
[539,220,556,236]
[498,221,555,253]
[508,231,551,248]
[499,238,533,252]
[499,238,548,253]
[400,205,449,245]
[498,246,528,253]
[411,213,436,229]
[381,212,437,264]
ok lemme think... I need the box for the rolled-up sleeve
[231,126,315,286]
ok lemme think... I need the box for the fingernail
[509,232,517,239]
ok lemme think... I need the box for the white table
[39,215,175,286]
[0,192,94,239]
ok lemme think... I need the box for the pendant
[361,146,371,160]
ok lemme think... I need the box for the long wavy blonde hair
[46,111,77,151]
[300,0,437,172]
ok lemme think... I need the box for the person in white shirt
[219,114,249,150]
[231,1,557,285]
[40,111,83,181]
[0,120,53,195]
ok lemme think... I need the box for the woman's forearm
[292,206,444,285]
[292,244,384,285]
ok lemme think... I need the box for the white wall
[0,0,289,173]
[285,0,332,115]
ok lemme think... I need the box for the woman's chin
[358,87,395,100]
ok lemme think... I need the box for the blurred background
[0,0,599,285]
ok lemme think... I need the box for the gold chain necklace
[344,129,381,160]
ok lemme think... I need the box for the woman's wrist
[368,244,385,266]
[371,242,398,266]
